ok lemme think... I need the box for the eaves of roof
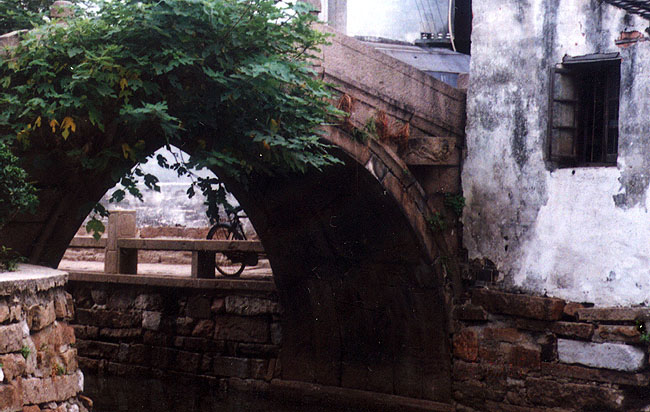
[604,0,650,19]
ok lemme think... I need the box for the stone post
[105,210,137,274]
[50,1,74,20]
[327,0,347,33]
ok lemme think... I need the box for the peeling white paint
[464,0,650,306]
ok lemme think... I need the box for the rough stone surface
[0,266,67,297]
[472,289,565,320]
[225,296,279,316]
[0,322,28,354]
[21,371,83,404]
[28,302,56,332]
[453,329,479,362]
[141,311,161,331]
[557,339,646,372]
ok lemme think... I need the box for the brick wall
[0,266,87,412]
[452,288,650,412]
[67,275,280,387]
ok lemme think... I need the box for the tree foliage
[0,0,59,34]
[0,0,340,235]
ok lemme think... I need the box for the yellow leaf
[61,128,70,140]
[16,128,29,143]
[121,143,131,159]
[61,116,76,133]
[270,118,279,132]
[119,78,128,91]
[262,140,270,150]
[35,116,41,128]
[49,119,59,133]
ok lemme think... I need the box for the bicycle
[206,206,258,277]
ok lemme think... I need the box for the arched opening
[1,127,451,402]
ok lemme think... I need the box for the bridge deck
[58,259,274,280]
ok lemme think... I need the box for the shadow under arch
[0,126,451,402]
[221,127,451,402]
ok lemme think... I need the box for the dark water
[84,375,356,412]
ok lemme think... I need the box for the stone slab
[576,307,650,322]
[0,265,67,296]
[68,272,275,293]
[557,339,646,372]
[21,370,83,404]
[472,288,565,320]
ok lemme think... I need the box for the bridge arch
[0,124,452,401]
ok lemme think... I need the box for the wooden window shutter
[548,66,579,165]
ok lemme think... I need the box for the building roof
[357,38,470,75]
[604,0,650,18]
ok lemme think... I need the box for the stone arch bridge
[0,26,466,404]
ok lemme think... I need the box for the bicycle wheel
[207,223,246,277]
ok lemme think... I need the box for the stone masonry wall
[452,288,650,411]
[0,265,86,412]
[66,276,280,387]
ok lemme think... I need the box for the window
[548,53,621,167]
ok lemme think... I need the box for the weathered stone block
[141,311,161,331]
[269,323,282,346]
[0,300,10,324]
[174,351,201,373]
[59,348,78,373]
[191,320,214,338]
[453,329,479,362]
[472,289,565,321]
[53,292,73,321]
[225,296,279,316]
[0,354,26,381]
[21,371,83,404]
[541,362,649,386]
[28,302,56,332]
[211,298,225,314]
[98,328,141,340]
[212,356,249,378]
[75,340,119,361]
[134,294,162,311]
[186,297,211,319]
[0,322,27,354]
[71,326,98,340]
[515,319,594,340]
[525,377,625,410]
[576,307,650,322]
[452,304,488,321]
[175,317,195,336]
[594,325,641,343]
[0,382,21,412]
[31,322,75,350]
[75,309,141,329]
[482,328,531,344]
[22,405,40,412]
[214,316,269,343]
[557,339,646,372]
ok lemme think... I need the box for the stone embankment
[67,274,280,388]
[0,265,86,412]
[452,288,650,411]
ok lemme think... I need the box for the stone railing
[452,288,650,411]
[0,265,87,412]
[69,210,264,278]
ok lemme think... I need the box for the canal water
[85,375,356,412]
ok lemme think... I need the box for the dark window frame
[548,53,621,168]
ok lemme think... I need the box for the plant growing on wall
[0,0,340,237]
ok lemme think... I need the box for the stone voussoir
[472,288,565,321]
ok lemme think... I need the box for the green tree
[0,0,340,236]
[0,0,60,34]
